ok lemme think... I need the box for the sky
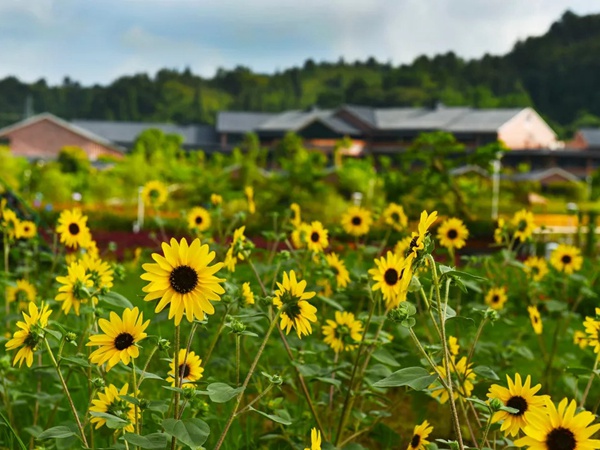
[0,0,597,86]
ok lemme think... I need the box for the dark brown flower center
[384,268,399,286]
[351,216,362,226]
[391,212,400,222]
[114,333,135,350]
[195,216,203,225]
[179,363,191,378]
[533,316,539,323]
[410,434,421,449]
[492,295,499,303]
[506,395,528,416]
[310,232,320,243]
[170,265,199,294]
[447,229,458,239]
[561,255,572,264]
[68,223,80,235]
[546,427,576,450]
[518,219,528,231]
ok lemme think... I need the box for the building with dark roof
[568,128,600,150]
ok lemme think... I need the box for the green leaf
[44,329,62,342]
[372,367,438,390]
[206,382,243,403]
[315,376,341,388]
[99,292,134,309]
[123,433,168,449]
[60,356,91,368]
[1,411,28,449]
[37,426,76,440]
[249,407,292,425]
[317,295,344,311]
[162,418,210,448]
[473,365,500,380]
[88,411,129,429]
[136,368,163,381]
[371,348,401,367]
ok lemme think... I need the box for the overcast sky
[0,0,597,86]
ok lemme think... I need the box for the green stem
[236,334,241,387]
[131,361,140,438]
[213,310,280,450]
[236,383,274,416]
[466,316,487,368]
[478,412,493,450]
[203,304,230,366]
[170,325,180,450]
[580,353,600,408]
[44,338,89,448]
[136,345,159,390]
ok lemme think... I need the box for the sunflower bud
[230,319,246,334]
[65,332,77,344]
[92,377,106,389]
[489,398,504,412]
[158,338,171,352]
[484,308,499,322]
[183,386,196,400]
[449,441,460,450]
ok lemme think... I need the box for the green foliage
[56,146,90,174]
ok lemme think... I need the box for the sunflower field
[1,148,600,450]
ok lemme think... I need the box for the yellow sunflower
[528,306,543,335]
[55,261,94,315]
[17,220,37,239]
[211,193,223,206]
[394,236,412,258]
[290,203,302,228]
[80,253,114,292]
[573,330,589,349]
[305,221,329,253]
[583,308,600,353]
[448,336,460,356]
[514,397,600,450]
[550,244,583,274]
[322,311,363,353]
[437,217,469,250]
[241,282,255,306]
[56,208,91,249]
[224,226,247,272]
[524,256,549,282]
[187,206,211,233]
[494,218,506,245]
[485,286,508,311]
[245,186,256,214]
[487,373,548,437]
[89,383,137,433]
[1,208,20,240]
[382,203,408,232]
[5,302,52,367]
[429,356,476,404]
[341,206,373,237]
[369,251,413,309]
[142,180,168,208]
[273,270,317,339]
[304,428,321,450]
[7,279,37,311]
[87,307,150,371]
[511,209,535,242]
[408,210,438,258]
[325,253,350,289]
[290,222,307,249]
[141,237,225,326]
[166,349,204,387]
[406,420,433,450]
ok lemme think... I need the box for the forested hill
[0,10,598,137]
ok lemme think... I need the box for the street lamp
[491,152,503,220]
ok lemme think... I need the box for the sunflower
[187,207,211,232]
[305,221,329,253]
[290,203,302,228]
[141,238,225,326]
[56,208,91,249]
[80,253,114,293]
[341,206,372,237]
[382,203,408,232]
[573,330,589,349]
[83,239,100,259]
[211,193,223,206]
[273,270,317,339]
[406,420,433,450]
[550,244,583,274]
[224,226,247,272]
[55,261,94,315]
[511,209,535,242]
[514,397,600,450]
[142,180,168,208]
[317,279,333,298]
[394,236,412,258]
[408,210,438,258]
[524,256,549,282]
[448,336,460,356]
[166,349,204,387]
[5,302,52,367]
[494,218,506,245]
[528,306,543,335]
[325,253,350,289]
[1,208,20,240]
[369,251,413,309]
[322,311,363,353]
[485,286,508,311]
[7,279,37,311]
[17,220,37,239]
[241,282,255,306]
[437,217,469,250]
[487,373,548,437]
[429,356,476,404]
[89,383,137,433]
[87,307,150,371]
[245,186,256,214]
[290,223,306,249]
[304,428,321,450]
[583,308,600,353]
